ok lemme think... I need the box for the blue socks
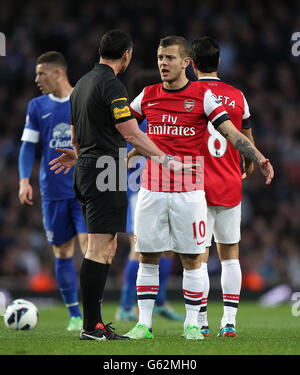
[120,259,139,311]
[120,257,173,310]
[156,257,172,306]
[55,257,82,319]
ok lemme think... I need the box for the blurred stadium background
[0,0,299,307]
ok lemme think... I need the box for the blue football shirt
[21,94,75,200]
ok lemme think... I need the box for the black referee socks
[80,258,110,331]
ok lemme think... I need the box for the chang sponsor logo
[49,123,72,149]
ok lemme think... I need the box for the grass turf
[0,301,299,356]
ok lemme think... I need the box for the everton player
[125,36,273,340]
[190,37,256,338]
[18,51,87,331]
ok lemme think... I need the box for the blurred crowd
[0,0,299,297]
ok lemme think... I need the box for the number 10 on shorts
[192,220,206,245]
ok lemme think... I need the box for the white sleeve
[242,92,251,120]
[130,89,145,118]
[21,102,40,143]
[21,128,40,143]
[203,89,229,127]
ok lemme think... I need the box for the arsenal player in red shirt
[125,36,273,340]
[190,36,260,338]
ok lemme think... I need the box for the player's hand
[167,157,201,174]
[258,158,274,185]
[49,148,76,174]
[127,154,143,169]
[19,179,33,206]
[126,148,142,169]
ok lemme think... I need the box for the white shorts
[205,203,241,247]
[134,188,207,254]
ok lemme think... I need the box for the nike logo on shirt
[148,102,159,107]
[41,112,52,119]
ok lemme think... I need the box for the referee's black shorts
[73,157,127,234]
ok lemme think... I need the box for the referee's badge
[113,105,131,119]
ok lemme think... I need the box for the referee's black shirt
[70,63,134,159]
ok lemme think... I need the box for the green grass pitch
[0,301,299,356]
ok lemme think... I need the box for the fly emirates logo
[148,114,196,136]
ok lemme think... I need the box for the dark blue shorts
[42,198,87,245]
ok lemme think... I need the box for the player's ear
[53,66,63,79]
[183,56,191,69]
[122,49,131,63]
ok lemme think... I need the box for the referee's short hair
[36,51,67,71]
[99,29,133,60]
[190,37,220,73]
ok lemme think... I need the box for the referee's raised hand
[49,148,77,174]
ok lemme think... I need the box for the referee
[49,29,196,340]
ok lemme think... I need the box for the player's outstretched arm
[116,118,199,173]
[217,120,274,184]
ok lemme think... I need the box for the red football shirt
[130,80,230,192]
[200,77,251,206]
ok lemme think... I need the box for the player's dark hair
[158,36,189,59]
[36,51,67,71]
[190,36,220,73]
[99,29,133,60]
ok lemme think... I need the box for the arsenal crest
[184,99,195,112]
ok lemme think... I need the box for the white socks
[198,262,209,327]
[198,259,241,328]
[136,263,205,331]
[136,263,159,329]
[221,259,241,327]
[183,267,204,330]
[136,259,241,331]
